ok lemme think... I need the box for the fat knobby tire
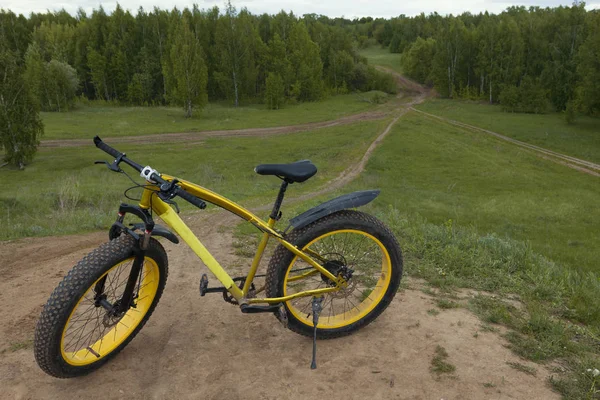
[34,235,168,378]
[265,210,403,339]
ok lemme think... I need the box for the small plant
[483,382,496,388]
[436,298,460,309]
[370,92,387,104]
[507,361,537,376]
[9,340,33,352]
[430,345,456,374]
[480,324,499,333]
[57,176,81,210]
[427,308,440,316]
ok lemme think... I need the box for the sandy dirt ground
[0,211,559,400]
[0,71,562,399]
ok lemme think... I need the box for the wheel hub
[320,256,354,287]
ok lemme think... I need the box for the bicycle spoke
[284,229,390,327]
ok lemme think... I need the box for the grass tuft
[507,361,537,376]
[430,345,456,375]
[436,298,460,310]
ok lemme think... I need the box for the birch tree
[169,19,208,118]
[0,50,44,169]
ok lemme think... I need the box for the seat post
[270,180,289,221]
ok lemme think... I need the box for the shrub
[265,72,285,110]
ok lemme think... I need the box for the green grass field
[416,99,600,164]
[40,92,385,140]
[1,119,389,240]
[347,110,599,274]
[359,46,403,74]
[228,108,599,399]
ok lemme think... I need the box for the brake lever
[157,178,181,213]
[95,160,122,172]
[162,197,180,213]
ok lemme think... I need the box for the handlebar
[93,136,144,172]
[93,136,206,210]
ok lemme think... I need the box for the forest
[346,3,600,117]
[1,3,599,168]
[1,3,395,111]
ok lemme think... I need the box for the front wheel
[34,235,168,378]
[265,210,403,338]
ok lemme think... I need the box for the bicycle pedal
[199,274,209,296]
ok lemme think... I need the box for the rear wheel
[34,235,168,378]
[265,210,402,338]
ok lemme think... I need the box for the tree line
[346,4,599,117]
[1,3,395,113]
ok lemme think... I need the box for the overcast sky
[4,0,600,18]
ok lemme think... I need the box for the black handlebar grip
[175,187,207,210]
[93,135,121,158]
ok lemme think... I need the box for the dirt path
[412,107,600,177]
[0,72,560,399]
[374,66,430,95]
[40,110,389,148]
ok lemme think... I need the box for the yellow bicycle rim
[283,229,392,329]
[60,257,160,366]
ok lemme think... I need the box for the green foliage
[288,22,323,101]
[265,72,285,110]
[45,60,79,111]
[0,51,44,168]
[565,100,576,124]
[127,73,154,105]
[267,33,292,93]
[25,43,79,111]
[499,77,549,114]
[402,37,436,84]
[365,4,599,114]
[388,33,402,53]
[1,7,398,109]
[169,19,208,117]
[23,42,45,107]
[576,11,600,116]
[329,50,354,90]
[499,85,519,112]
[214,2,263,106]
[32,21,76,64]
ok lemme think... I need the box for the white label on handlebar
[140,166,159,183]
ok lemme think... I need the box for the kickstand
[310,296,324,370]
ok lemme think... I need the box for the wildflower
[586,368,600,377]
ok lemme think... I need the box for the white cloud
[2,0,594,18]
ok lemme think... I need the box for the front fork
[95,210,150,315]
[94,245,146,315]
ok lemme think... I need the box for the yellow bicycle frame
[138,175,342,305]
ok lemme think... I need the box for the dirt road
[0,70,561,399]
[412,107,600,177]
[40,110,389,148]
